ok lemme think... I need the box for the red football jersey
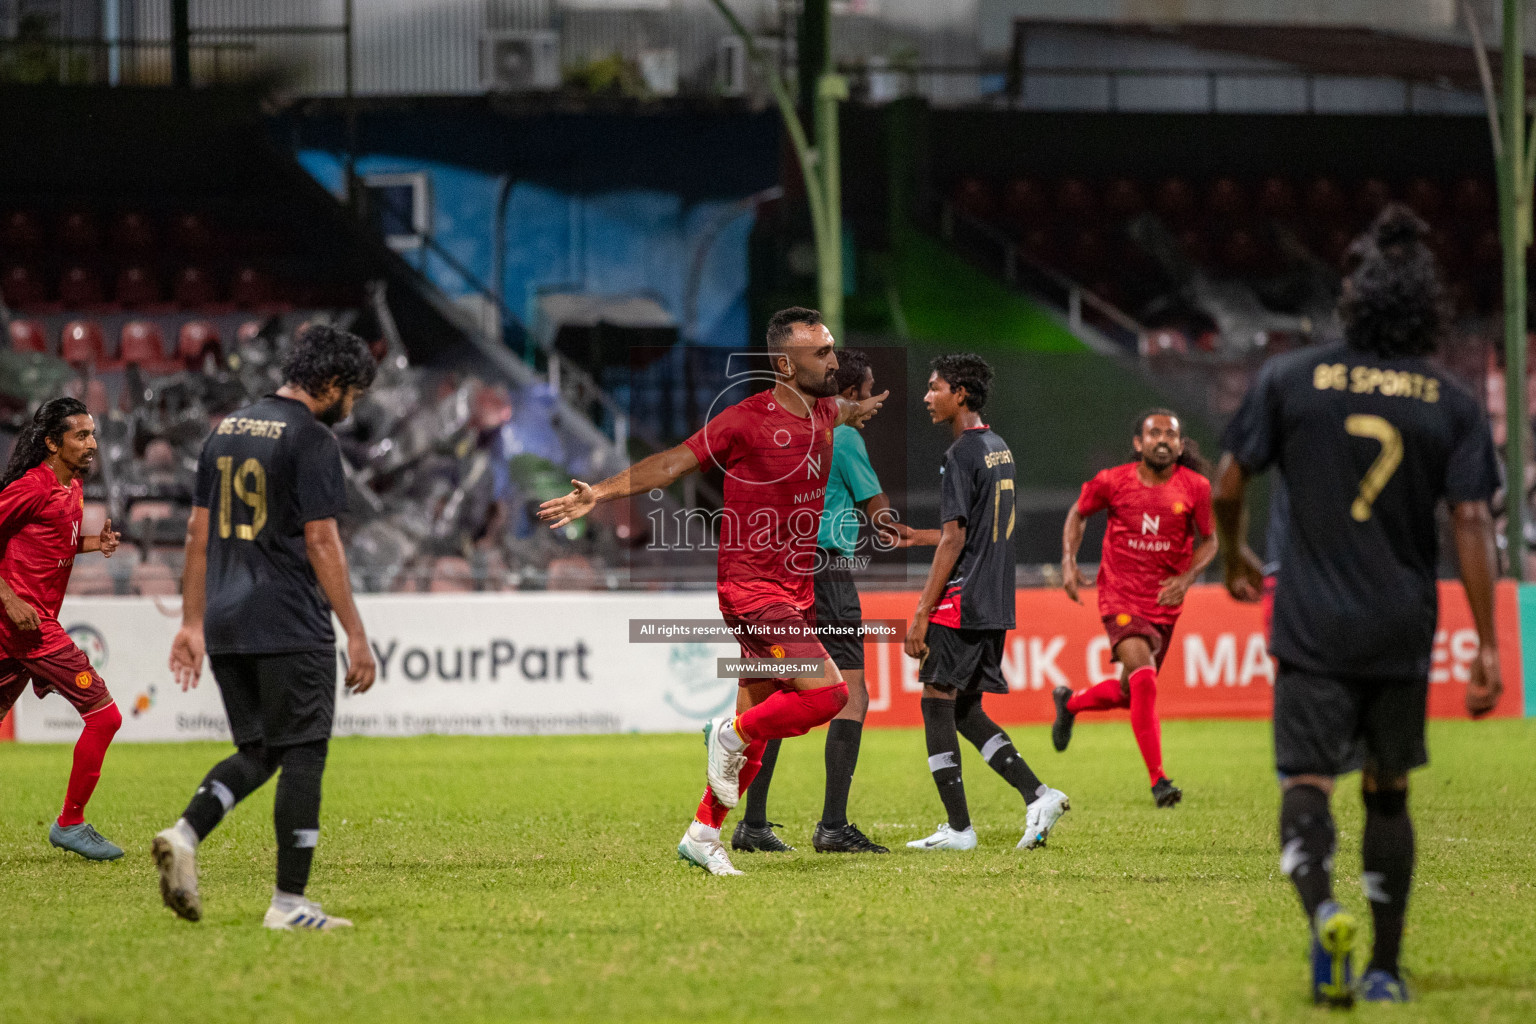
[0,464,85,657]
[683,389,838,616]
[1077,462,1213,624]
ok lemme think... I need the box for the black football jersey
[933,426,1017,630]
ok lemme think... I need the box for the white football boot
[703,717,746,809]
[151,825,202,922]
[1019,788,1071,849]
[263,899,354,931]
[905,823,979,851]
[677,821,744,876]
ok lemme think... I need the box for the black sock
[921,697,969,832]
[1362,788,1414,978]
[1280,783,1336,921]
[955,694,1044,803]
[181,743,278,840]
[273,740,327,896]
[742,738,781,827]
[821,719,863,827]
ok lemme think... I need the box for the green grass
[2,720,1534,1023]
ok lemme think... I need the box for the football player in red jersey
[538,307,886,875]
[1054,409,1217,807]
[0,398,124,859]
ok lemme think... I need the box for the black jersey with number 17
[193,394,348,656]
[1223,341,1498,680]
[931,426,1017,631]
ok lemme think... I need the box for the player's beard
[1143,445,1176,471]
[316,396,348,426]
[796,366,840,399]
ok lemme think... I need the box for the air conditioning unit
[481,31,561,93]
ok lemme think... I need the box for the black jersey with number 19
[193,394,348,656]
[931,426,1017,630]
[1223,341,1498,680]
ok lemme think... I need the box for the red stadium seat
[172,265,219,307]
[60,320,106,366]
[1055,179,1097,219]
[1000,178,1050,228]
[130,561,178,597]
[2,264,49,308]
[1219,229,1264,275]
[1354,179,1393,218]
[110,212,156,252]
[235,320,265,347]
[7,319,47,353]
[169,211,215,251]
[1177,228,1212,265]
[58,265,105,307]
[177,320,222,367]
[230,266,273,308]
[1102,178,1146,218]
[57,211,101,250]
[118,320,171,369]
[1451,177,1494,220]
[1153,178,1197,223]
[1205,178,1248,219]
[114,265,161,308]
[2,210,45,249]
[81,501,109,537]
[1066,229,1108,274]
[1304,178,1349,220]
[1471,228,1502,268]
[952,177,996,220]
[1257,177,1297,218]
[1403,178,1444,217]
[428,556,476,593]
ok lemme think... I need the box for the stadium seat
[1066,229,1108,275]
[81,500,108,537]
[130,560,178,597]
[115,265,161,308]
[428,556,476,593]
[142,438,176,471]
[1471,228,1502,268]
[1000,178,1050,227]
[7,319,47,353]
[177,320,221,368]
[110,212,156,252]
[1304,178,1349,219]
[547,555,600,590]
[57,211,101,251]
[172,265,219,307]
[952,177,996,219]
[126,499,185,547]
[2,210,44,249]
[1018,228,1060,266]
[2,264,49,308]
[1451,177,1494,220]
[1103,178,1146,218]
[1256,177,1297,217]
[66,559,114,596]
[60,320,106,366]
[1354,179,1393,217]
[1403,178,1444,217]
[1055,179,1097,219]
[1153,178,1197,223]
[58,265,106,307]
[230,266,273,308]
[1219,229,1264,275]
[118,320,175,371]
[1205,178,1248,219]
[82,378,109,417]
[1177,228,1212,265]
[169,211,215,251]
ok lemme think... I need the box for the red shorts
[1102,613,1178,669]
[723,602,829,685]
[0,643,111,716]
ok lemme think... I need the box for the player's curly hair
[281,324,377,397]
[930,353,992,411]
[766,307,823,353]
[1130,407,1210,475]
[0,396,89,492]
[833,348,871,394]
[1339,204,1445,359]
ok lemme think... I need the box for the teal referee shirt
[817,424,884,556]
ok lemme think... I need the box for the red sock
[1127,667,1165,786]
[58,701,121,827]
[736,683,847,742]
[1067,678,1130,714]
[695,739,766,829]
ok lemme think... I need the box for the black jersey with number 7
[1223,341,1499,680]
[193,394,348,656]
[934,426,1018,631]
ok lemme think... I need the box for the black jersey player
[1215,207,1503,1006]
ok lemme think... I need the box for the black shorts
[212,649,338,749]
[814,554,864,672]
[1273,662,1428,779]
[918,624,1007,695]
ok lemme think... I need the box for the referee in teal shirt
[734,350,925,855]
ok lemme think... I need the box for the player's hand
[1156,573,1193,607]
[2,594,39,631]
[169,624,205,691]
[905,612,929,660]
[846,390,888,430]
[537,480,597,530]
[1466,644,1503,718]
[1222,546,1265,603]
[98,518,120,558]
[345,633,377,695]
[1062,559,1091,604]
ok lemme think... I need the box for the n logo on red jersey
[805,453,822,480]
[1141,513,1161,535]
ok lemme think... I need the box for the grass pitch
[2,718,1534,1023]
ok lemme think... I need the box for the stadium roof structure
[1011,19,1536,96]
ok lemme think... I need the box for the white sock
[718,718,746,753]
[173,818,199,848]
[271,889,305,912]
[689,821,721,842]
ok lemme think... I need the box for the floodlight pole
[709,0,845,342]
[1498,0,1529,579]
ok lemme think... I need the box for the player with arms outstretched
[539,307,886,876]
[152,324,378,930]
[1053,409,1216,807]
[902,354,1068,852]
[1215,206,1502,1005]
[0,398,123,860]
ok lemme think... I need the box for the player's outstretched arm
[1452,500,1502,717]
[906,520,965,659]
[836,390,888,429]
[870,497,939,548]
[170,508,209,691]
[1212,454,1263,602]
[305,517,377,695]
[78,518,120,557]
[1060,501,1093,603]
[537,443,701,530]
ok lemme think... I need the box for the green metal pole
[1501,0,1527,579]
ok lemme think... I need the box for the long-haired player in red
[0,397,124,858]
[1053,409,1217,807]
